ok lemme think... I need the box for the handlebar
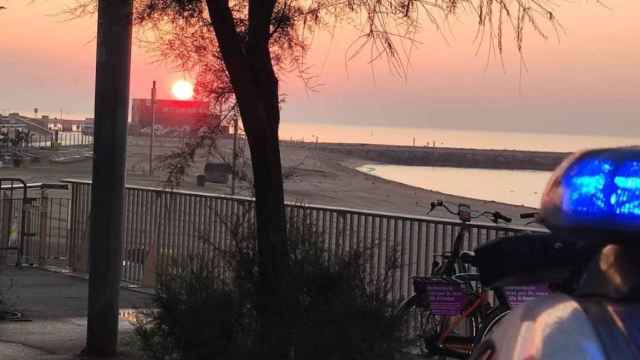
[493,212,512,223]
[520,212,538,219]
[427,200,511,224]
[519,211,542,225]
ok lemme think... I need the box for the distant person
[10,129,21,147]
[24,129,31,147]
[16,129,26,147]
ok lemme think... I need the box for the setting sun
[171,80,194,100]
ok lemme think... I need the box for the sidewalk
[0,267,425,360]
[0,267,152,359]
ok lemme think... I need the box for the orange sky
[1,0,639,136]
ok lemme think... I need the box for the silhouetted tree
[72,0,559,357]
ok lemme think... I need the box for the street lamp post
[149,80,156,176]
[231,115,238,195]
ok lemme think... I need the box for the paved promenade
[0,267,151,359]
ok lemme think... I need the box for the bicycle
[394,200,512,359]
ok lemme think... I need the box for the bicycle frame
[437,291,488,344]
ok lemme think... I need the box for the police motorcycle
[470,147,640,359]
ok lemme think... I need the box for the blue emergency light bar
[541,147,640,231]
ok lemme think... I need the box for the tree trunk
[206,1,292,357]
[244,116,291,358]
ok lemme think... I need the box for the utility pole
[149,80,156,176]
[231,115,238,195]
[84,0,133,357]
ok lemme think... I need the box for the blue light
[572,175,606,194]
[558,150,640,226]
[562,159,612,214]
[614,176,640,190]
[612,161,640,216]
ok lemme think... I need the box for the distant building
[81,121,94,136]
[0,115,28,131]
[131,98,212,130]
[24,115,94,132]
[1,113,93,134]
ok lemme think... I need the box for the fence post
[142,240,157,288]
[22,200,33,265]
[38,189,50,266]
[74,224,89,272]
[144,192,164,288]
[0,192,10,267]
[68,183,77,270]
[74,184,91,274]
[67,182,90,273]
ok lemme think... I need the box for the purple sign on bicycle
[503,284,550,308]
[425,280,467,316]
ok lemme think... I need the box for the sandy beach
[1,136,539,226]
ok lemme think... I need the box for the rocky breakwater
[313,143,570,171]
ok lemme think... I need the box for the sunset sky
[1,0,639,137]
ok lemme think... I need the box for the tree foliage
[71,0,560,120]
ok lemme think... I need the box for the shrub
[136,258,253,360]
[136,212,404,360]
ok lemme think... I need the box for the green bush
[136,214,404,360]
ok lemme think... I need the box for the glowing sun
[171,80,194,100]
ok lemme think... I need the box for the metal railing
[55,132,94,147]
[0,132,93,151]
[1,133,52,148]
[64,179,544,302]
[0,183,70,267]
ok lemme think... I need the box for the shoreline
[350,161,549,208]
[338,157,539,210]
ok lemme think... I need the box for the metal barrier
[0,132,93,150]
[56,132,93,147]
[64,179,544,302]
[0,182,70,268]
[0,179,28,266]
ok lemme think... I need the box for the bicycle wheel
[474,306,510,346]
[394,294,439,356]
